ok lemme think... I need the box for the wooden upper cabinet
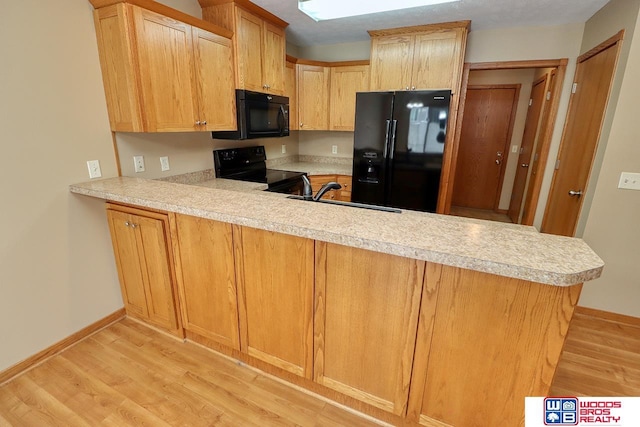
[297,64,330,130]
[369,22,469,92]
[285,60,298,130]
[329,65,370,131]
[92,3,236,132]
[192,27,237,131]
[202,2,287,95]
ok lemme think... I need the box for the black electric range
[213,146,306,194]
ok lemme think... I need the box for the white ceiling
[251,0,611,47]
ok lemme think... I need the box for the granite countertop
[70,177,603,286]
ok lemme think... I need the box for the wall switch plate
[511,145,518,154]
[160,156,170,171]
[618,172,640,190]
[87,160,102,179]
[134,155,145,173]
[332,145,338,154]
[281,144,286,154]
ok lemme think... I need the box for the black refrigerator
[351,90,451,213]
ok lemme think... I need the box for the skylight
[298,0,460,22]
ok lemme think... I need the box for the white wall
[578,0,640,317]
[0,0,124,371]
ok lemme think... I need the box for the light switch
[160,156,170,171]
[87,160,102,179]
[618,172,640,190]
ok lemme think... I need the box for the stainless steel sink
[286,195,402,213]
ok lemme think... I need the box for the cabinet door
[235,226,314,378]
[411,30,465,90]
[336,175,352,201]
[309,175,337,200]
[173,215,240,350]
[132,7,199,131]
[285,61,298,131]
[369,35,414,91]
[107,207,179,332]
[107,210,149,319]
[93,4,143,131]
[314,243,424,415]
[297,65,330,130]
[192,27,237,131]
[329,65,370,131]
[235,9,264,92]
[262,22,286,95]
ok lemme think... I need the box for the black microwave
[212,89,289,140]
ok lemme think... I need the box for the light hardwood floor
[0,318,384,427]
[550,308,640,397]
[1,309,638,426]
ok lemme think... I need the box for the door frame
[439,59,567,225]
[453,84,521,211]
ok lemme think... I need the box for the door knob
[521,163,529,167]
[568,190,583,197]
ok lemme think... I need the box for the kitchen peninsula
[70,177,602,427]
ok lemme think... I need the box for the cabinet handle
[300,123,303,127]
[195,120,201,125]
[405,86,409,90]
[263,84,268,89]
[201,120,207,125]
[124,221,130,227]
[411,86,416,90]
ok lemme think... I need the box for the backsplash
[115,132,299,179]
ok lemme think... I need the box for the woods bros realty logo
[544,398,620,425]
[525,397,640,427]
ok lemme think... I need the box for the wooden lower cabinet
[309,174,352,201]
[314,242,425,415]
[406,264,582,427]
[171,214,240,349]
[106,204,181,335]
[233,225,314,378]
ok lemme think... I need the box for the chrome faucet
[301,175,342,201]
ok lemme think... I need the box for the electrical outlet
[133,155,145,173]
[160,156,170,171]
[332,145,338,154]
[281,144,287,154]
[87,160,102,179]
[618,172,640,190]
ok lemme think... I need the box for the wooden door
[314,243,424,415]
[234,226,314,378]
[262,21,286,95]
[452,86,519,210]
[329,65,370,131]
[132,7,199,131]
[297,64,330,130]
[235,9,264,92]
[285,61,298,130]
[508,75,547,223]
[107,209,149,319]
[411,30,464,90]
[522,70,558,225]
[192,27,237,131]
[172,215,240,350]
[542,35,622,236]
[369,35,414,91]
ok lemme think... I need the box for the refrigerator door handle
[389,119,398,160]
[383,120,391,158]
